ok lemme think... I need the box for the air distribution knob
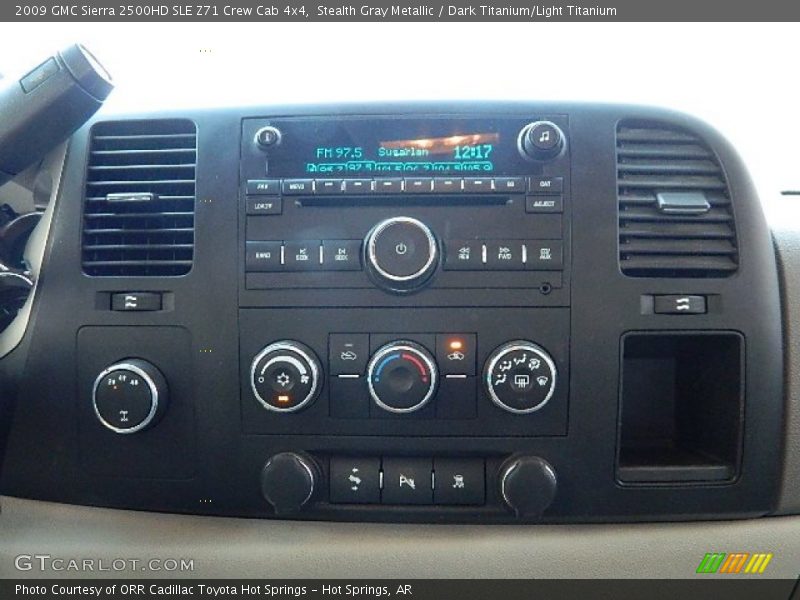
[260,452,318,515]
[499,456,558,518]
[484,341,557,414]
[364,217,439,293]
[519,120,565,161]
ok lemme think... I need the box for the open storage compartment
[617,332,744,483]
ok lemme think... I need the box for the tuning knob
[364,217,439,293]
[260,452,318,515]
[499,456,557,518]
[92,359,168,434]
[367,341,438,414]
[519,120,565,161]
[250,341,322,412]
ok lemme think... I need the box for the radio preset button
[374,178,404,194]
[282,179,314,195]
[342,179,373,194]
[493,177,526,193]
[246,179,281,195]
[245,241,283,272]
[246,196,282,215]
[404,178,433,193]
[463,178,493,193]
[432,178,462,193]
[315,179,343,194]
[322,240,361,271]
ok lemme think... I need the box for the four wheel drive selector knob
[367,341,438,414]
[364,217,439,293]
[250,341,322,412]
[92,359,168,434]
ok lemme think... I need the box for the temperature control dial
[250,341,322,412]
[92,359,168,434]
[484,341,557,414]
[367,341,438,414]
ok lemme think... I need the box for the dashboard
[0,101,790,528]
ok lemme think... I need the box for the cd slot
[298,195,511,208]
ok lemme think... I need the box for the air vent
[82,119,197,276]
[617,121,738,277]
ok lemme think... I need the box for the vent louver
[617,121,738,277]
[82,119,197,276]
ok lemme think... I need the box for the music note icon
[538,130,551,143]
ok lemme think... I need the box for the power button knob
[364,217,439,293]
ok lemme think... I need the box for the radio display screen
[264,116,538,176]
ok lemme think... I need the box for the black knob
[484,341,557,414]
[92,359,168,434]
[260,452,318,515]
[519,121,565,161]
[367,341,438,414]
[254,125,282,149]
[250,341,322,412]
[499,456,557,518]
[364,217,438,293]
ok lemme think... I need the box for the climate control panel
[239,307,570,439]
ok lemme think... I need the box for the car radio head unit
[256,116,556,177]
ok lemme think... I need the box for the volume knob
[364,217,439,293]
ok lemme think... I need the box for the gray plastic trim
[773,215,800,515]
[0,496,798,579]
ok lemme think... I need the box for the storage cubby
[617,333,743,483]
